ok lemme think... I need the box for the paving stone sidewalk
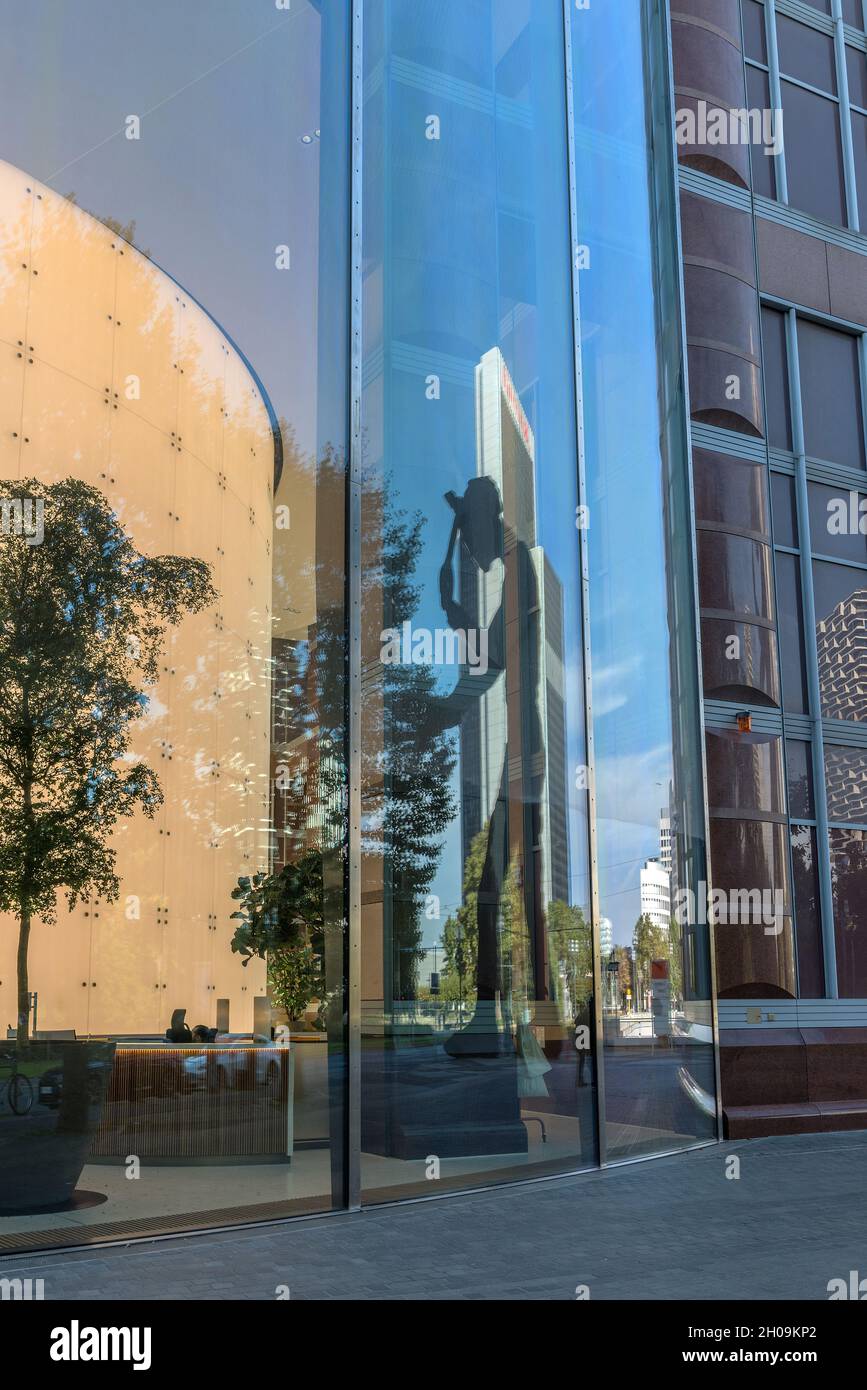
[3,1131,865,1300]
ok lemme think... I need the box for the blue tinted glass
[359,0,597,1199]
[571,0,715,1161]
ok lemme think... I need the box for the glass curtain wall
[569,0,717,1161]
[0,0,717,1254]
[356,0,716,1201]
[0,0,349,1251]
[357,0,597,1199]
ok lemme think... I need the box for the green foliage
[231,850,326,1025]
[439,823,488,1006]
[0,476,215,1041]
[229,848,324,963]
[546,899,593,1017]
[633,914,671,978]
[267,943,324,1026]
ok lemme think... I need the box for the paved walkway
[3,1131,866,1300]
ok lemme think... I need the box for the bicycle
[0,1051,34,1115]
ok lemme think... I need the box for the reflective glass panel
[830,827,867,995]
[0,0,349,1249]
[747,67,776,199]
[780,82,847,227]
[825,744,867,824]
[813,559,867,721]
[798,318,866,471]
[777,15,837,94]
[742,1,768,65]
[572,0,716,1161]
[761,307,792,452]
[358,0,597,1200]
[808,481,867,564]
[771,472,798,548]
[791,826,825,999]
[786,739,815,820]
[776,552,810,714]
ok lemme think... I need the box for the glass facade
[744,0,867,234]
[765,299,867,1002]
[0,0,716,1254]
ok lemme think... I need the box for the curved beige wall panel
[0,159,274,1036]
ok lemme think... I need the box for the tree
[0,476,215,1044]
[633,914,673,1011]
[439,823,488,1008]
[230,848,326,1026]
[546,899,593,1019]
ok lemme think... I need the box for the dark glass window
[808,481,867,563]
[791,826,826,998]
[825,744,867,823]
[813,559,867,721]
[780,81,847,226]
[742,1,768,65]
[800,0,831,13]
[794,822,828,1000]
[761,306,792,451]
[777,15,837,94]
[786,739,815,819]
[847,46,867,110]
[830,827,867,995]
[771,472,798,548]
[842,0,864,30]
[747,67,776,198]
[706,730,784,815]
[851,110,867,234]
[776,552,809,714]
[798,319,866,470]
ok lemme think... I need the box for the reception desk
[90,1045,294,1161]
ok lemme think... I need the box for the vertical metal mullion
[347,0,364,1212]
[832,0,861,231]
[563,0,606,1168]
[765,0,789,205]
[785,309,839,998]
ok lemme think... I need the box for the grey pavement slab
[2,1131,865,1301]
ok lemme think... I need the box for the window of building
[825,743,867,823]
[762,306,792,451]
[742,0,768,65]
[813,559,867,721]
[787,739,815,820]
[847,46,867,110]
[771,473,798,548]
[791,826,826,998]
[798,318,866,471]
[780,79,847,226]
[830,827,867,995]
[777,15,837,94]
[776,552,810,714]
[808,481,867,564]
[743,5,867,230]
[747,66,777,198]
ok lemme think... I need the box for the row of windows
[760,293,867,995]
[743,0,867,230]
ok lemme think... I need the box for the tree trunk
[16,910,31,1047]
